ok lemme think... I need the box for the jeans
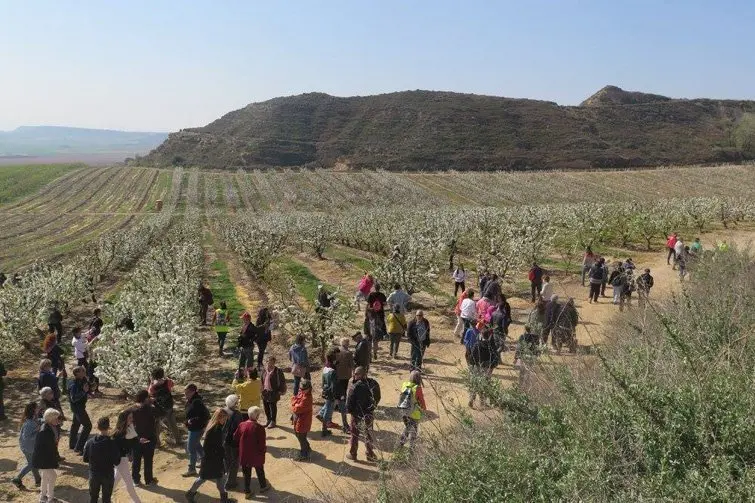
[589,282,601,302]
[132,439,156,484]
[16,449,40,484]
[349,415,375,458]
[263,400,278,424]
[89,474,114,503]
[257,338,268,368]
[39,468,57,500]
[389,332,402,356]
[530,281,542,302]
[453,281,466,296]
[410,343,425,370]
[242,466,267,493]
[217,331,228,354]
[187,430,204,471]
[295,432,311,458]
[399,417,419,450]
[317,399,335,425]
[114,456,141,503]
[189,476,227,498]
[239,346,254,369]
[156,408,182,446]
[224,445,240,488]
[70,407,92,451]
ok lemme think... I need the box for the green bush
[383,249,755,502]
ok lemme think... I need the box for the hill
[0,126,168,158]
[141,87,755,170]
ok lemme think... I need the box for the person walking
[185,408,237,503]
[231,368,261,421]
[130,390,159,486]
[678,246,690,281]
[47,306,63,343]
[182,384,210,478]
[386,283,411,315]
[255,307,273,369]
[11,402,41,490]
[198,284,214,325]
[467,330,500,408]
[588,262,603,304]
[148,367,182,448]
[289,335,310,397]
[610,267,628,310]
[316,352,339,437]
[386,304,407,359]
[452,265,467,296]
[407,311,431,371]
[482,274,502,304]
[352,332,371,370]
[346,367,377,462]
[365,284,388,359]
[637,268,654,307]
[453,288,467,339]
[459,290,477,340]
[397,370,427,452]
[212,301,231,356]
[599,258,609,297]
[42,335,67,396]
[666,232,678,265]
[237,312,257,370]
[291,379,314,461]
[83,416,121,503]
[112,409,143,503]
[234,406,271,499]
[33,408,62,503]
[354,273,374,312]
[540,275,553,302]
[581,246,596,287]
[222,395,243,491]
[528,263,544,303]
[690,237,703,257]
[261,356,286,429]
[68,365,92,454]
[673,237,685,270]
[334,338,354,434]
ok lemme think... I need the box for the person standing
[89,308,104,338]
[68,366,92,454]
[407,311,431,371]
[148,367,182,447]
[346,367,377,462]
[588,262,603,304]
[83,416,121,503]
[112,410,143,503]
[528,263,544,303]
[540,275,554,303]
[130,390,159,486]
[354,273,374,311]
[33,408,62,503]
[386,283,411,315]
[673,237,685,270]
[467,330,500,408]
[452,265,467,296]
[316,352,339,437]
[234,406,271,499]
[610,267,628,309]
[478,272,491,298]
[459,290,477,339]
[212,301,231,357]
[11,402,41,490]
[47,306,63,343]
[261,356,286,429]
[482,274,502,304]
[198,284,214,325]
[231,368,261,421]
[689,237,703,257]
[637,268,654,307]
[666,232,678,265]
[334,338,354,434]
[352,332,371,370]
[453,288,467,339]
[42,335,67,396]
[386,305,407,359]
[222,395,243,491]
[291,379,314,461]
[237,312,257,370]
[255,307,273,369]
[182,384,210,478]
[185,408,236,503]
[289,335,310,397]
[678,246,690,281]
[365,284,388,359]
[581,247,596,287]
[397,370,426,452]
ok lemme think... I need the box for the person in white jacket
[540,276,554,301]
[452,266,467,297]
[459,290,477,336]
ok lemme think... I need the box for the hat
[225,394,240,409]
[240,312,251,319]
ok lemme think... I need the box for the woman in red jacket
[233,406,270,499]
[291,379,314,461]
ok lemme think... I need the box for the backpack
[366,377,381,406]
[216,309,228,326]
[153,383,174,417]
[397,385,415,411]
[371,299,383,313]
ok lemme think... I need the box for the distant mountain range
[141,86,755,171]
[0,126,168,158]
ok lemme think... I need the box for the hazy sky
[2,0,754,132]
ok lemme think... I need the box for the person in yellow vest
[231,368,261,420]
[212,301,230,357]
[397,370,426,452]
[386,305,407,359]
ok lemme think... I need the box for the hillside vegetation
[141,86,755,170]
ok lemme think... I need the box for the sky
[1,0,754,132]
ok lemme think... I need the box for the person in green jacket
[397,371,426,451]
[212,302,230,357]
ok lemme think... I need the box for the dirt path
[3,230,753,502]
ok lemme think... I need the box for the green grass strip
[0,164,82,205]
[209,259,244,326]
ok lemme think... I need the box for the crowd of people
[3,230,726,502]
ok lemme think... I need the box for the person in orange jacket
[291,379,313,461]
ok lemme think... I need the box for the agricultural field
[0,162,754,502]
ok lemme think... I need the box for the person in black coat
[130,390,159,486]
[185,408,235,503]
[68,366,92,453]
[83,416,121,503]
[467,330,500,408]
[346,367,377,462]
[33,408,61,502]
[183,385,210,477]
[352,332,371,369]
[407,311,431,370]
[222,395,244,490]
